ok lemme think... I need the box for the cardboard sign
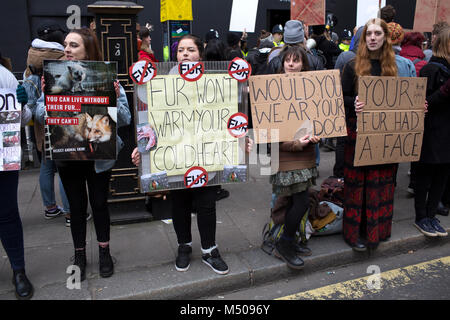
[184,166,208,188]
[178,61,204,82]
[291,0,325,26]
[248,70,347,143]
[228,58,252,82]
[227,112,248,138]
[129,59,156,85]
[413,0,450,32]
[0,89,21,171]
[354,76,427,166]
[229,0,259,32]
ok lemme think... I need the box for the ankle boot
[99,245,114,278]
[274,237,305,269]
[12,269,34,300]
[74,248,87,281]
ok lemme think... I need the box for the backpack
[261,209,309,256]
[309,48,327,69]
[317,176,344,207]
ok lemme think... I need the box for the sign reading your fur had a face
[43,60,118,161]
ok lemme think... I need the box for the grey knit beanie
[283,20,304,44]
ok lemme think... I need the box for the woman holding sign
[166,34,253,275]
[341,18,401,251]
[270,46,320,269]
[0,53,34,299]
[413,28,450,238]
[36,28,131,281]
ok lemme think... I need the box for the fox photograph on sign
[248,70,347,144]
[354,76,427,166]
[133,61,249,193]
[43,60,118,160]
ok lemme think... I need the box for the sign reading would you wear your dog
[354,76,427,166]
[248,70,347,143]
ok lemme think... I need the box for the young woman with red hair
[341,18,400,251]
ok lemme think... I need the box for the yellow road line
[277,256,450,300]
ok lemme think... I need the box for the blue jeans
[40,159,70,213]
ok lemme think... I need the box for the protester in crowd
[270,45,319,269]
[413,27,450,238]
[387,22,404,55]
[266,20,324,74]
[21,21,73,225]
[310,24,342,69]
[339,29,352,52]
[169,34,253,274]
[272,24,284,47]
[204,28,220,46]
[340,18,418,251]
[380,5,396,23]
[36,28,131,281]
[0,52,34,299]
[424,22,449,62]
[400,32,428,76]
[225,31,244,60]
[245,30,274,75]
[138,26,158,62]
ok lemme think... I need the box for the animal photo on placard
[43,60,118,160]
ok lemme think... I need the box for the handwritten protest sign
[354,76,427,166]
[146,73,240,177]
[248,70,347,143]
[0,89,21,171]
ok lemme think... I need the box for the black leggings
[171,186,219,249]
[284,190,309,239]
[414,163,450,221]
[58,162,111,249]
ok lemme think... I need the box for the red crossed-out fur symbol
[228,58,252,82]
[227,112,248,138]
[129,59,156,85]
[184,166,208,188]
[179,62,204,82]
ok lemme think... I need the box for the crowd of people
[0,4,449,300]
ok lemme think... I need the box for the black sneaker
[44,206,64,219]
[175,244,192,272]
[202,248,229,275]
[216,188,230,201]
[414,218,437,237]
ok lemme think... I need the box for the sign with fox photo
[0,89,22,171]
[133,61,249,193]
[43,60,118,160]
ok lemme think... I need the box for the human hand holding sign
[131,147,140,166]
[354,95,365,113]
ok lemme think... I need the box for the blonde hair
[432,27,450,63]
[355,18,398,77]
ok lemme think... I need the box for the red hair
[401,32,425,48]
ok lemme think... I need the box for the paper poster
[248,70,347,144]
[0,89,21,171]
[160,0,193,22]
[357,0,386,27]
[354,76,427,166]
[229,0,259,32]
[43,60,118,160]
[291,0,326,26]
[146,74,240,176]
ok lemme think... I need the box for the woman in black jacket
[414,27,450,237]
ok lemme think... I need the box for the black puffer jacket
[419,56,450,164]
[311,35,342,70]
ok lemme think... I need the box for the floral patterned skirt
[270,167,317,197]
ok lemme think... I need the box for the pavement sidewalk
[1,148,449,300]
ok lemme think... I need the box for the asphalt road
[203,241,450,300]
